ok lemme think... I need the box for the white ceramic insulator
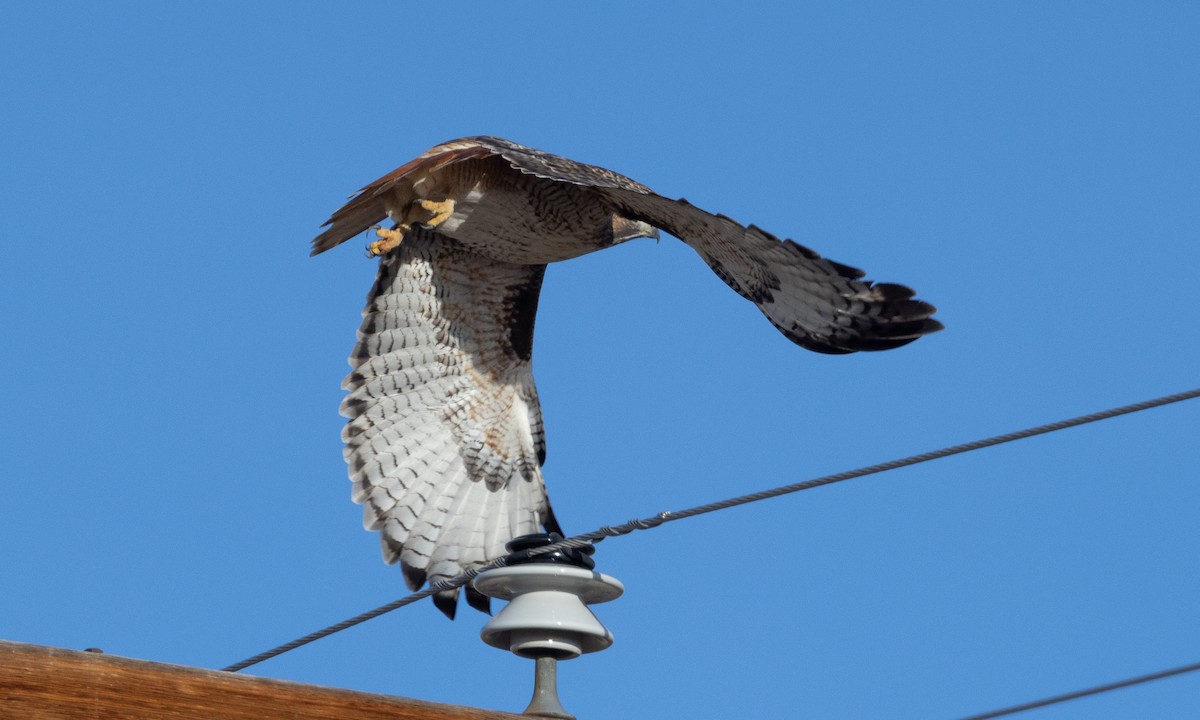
[474,565,625,660]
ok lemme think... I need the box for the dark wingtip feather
[920,318,946,335]
[401,562,427,592]
[310,232,343,256]
[771,290,944,354]
[466,585,492,615]
[869,282,919,301]
[433,590,459,620]
[542,500,564,537]
[309,217,349,256]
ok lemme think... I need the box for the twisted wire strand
[954,660,1200,720]
[222,387,1199,673]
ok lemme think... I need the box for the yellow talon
[366,199,456,256]
[367,225,406,256]
[419,198,456,227]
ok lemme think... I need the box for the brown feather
[314,136,942,618]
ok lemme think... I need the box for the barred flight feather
[314,136,941,618]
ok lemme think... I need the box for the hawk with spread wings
[312,136,941,618]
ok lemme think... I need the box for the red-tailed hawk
[312,136,941,618]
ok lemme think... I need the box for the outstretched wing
[591,191,942,353]
[342,224,558,618]
[313,136,940,354]
[472,137,942,353]
[314,136,940,618]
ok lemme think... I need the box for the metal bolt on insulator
[474,534,624,720]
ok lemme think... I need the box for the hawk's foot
[419,198,456,228]
[367,225,406,256]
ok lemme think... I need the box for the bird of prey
[312,136,941,618]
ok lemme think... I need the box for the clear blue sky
[2,3,1197,718]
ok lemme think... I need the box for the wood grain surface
[0,640,526,720]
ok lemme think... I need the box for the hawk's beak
[612,217,659,244]
[636,221,660,241]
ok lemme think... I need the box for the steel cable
[954,660,1200,720]
[222,387,1199,673]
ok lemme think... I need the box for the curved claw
[367,225,407,257]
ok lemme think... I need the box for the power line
[222,387,1199,673]
[954,660,1200,720]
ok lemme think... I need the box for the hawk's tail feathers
[396,465,553,620]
